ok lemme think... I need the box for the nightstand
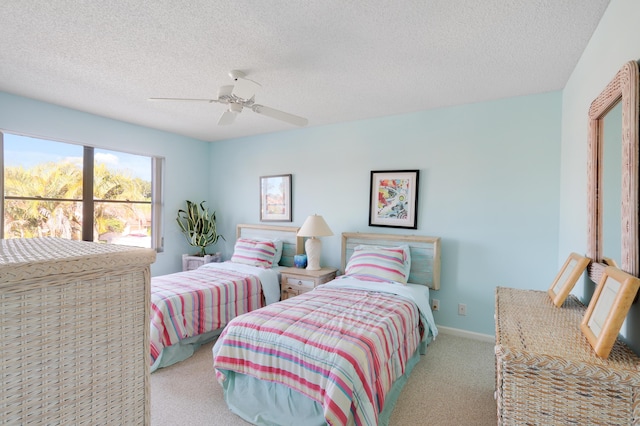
[280,267,337,300]
[182,253,222,271]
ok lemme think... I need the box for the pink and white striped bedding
[150,263,265,367]
[213,278,435,425]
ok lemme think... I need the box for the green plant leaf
[176,200,224,255]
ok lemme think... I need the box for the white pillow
[271,239,283,265]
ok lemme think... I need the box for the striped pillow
[254,238,283,266]
[230,238,277,268]
[345,245,409,284]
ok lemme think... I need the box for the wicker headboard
[236,224,303,267]
[341,232,441,290]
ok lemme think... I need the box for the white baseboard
[436,325,494,343]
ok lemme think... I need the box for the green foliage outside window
[4,160,151,241]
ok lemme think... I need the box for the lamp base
[305,237,322,270]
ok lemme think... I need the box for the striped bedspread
[150,264,264,366]
[213,280,429,425]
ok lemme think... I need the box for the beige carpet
[150,332,497,425]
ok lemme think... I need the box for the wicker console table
[0,238,156,425]
[495,286,640,425]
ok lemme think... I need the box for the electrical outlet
[431,299,439,311]
[458,303,467,316]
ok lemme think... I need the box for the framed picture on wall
[580,266,640,358]
[260,174,292,222]
[369,170,419,229]
[547,252,591,307]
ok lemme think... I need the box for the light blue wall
[0,65,567,338]
[560,0,640,353]
[2,1,638,341]
[210,92,562,336]
[0,91,211,276]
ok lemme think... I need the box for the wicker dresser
[0,238,156,425]
[495,286,640,425]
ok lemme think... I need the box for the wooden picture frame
[580,266,640,358]
[548,253,591,307]
[260,174,292,222]
[586,60,639,281]
[369,170,419,229]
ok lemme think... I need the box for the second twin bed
[212,232,441,425]
[150,224,302,372]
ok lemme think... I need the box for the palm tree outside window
[1,132,164,251]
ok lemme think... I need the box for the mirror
[602,101,623,265]
[586,60,639,282]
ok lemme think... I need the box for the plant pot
[182,252,222,271]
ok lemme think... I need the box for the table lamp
[297,214,333,270]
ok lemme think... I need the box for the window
[1,132,164,251]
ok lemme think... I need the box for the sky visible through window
[4,133,149,179]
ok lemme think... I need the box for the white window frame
[0,131,165,252]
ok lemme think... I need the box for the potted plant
[176,200,225,270]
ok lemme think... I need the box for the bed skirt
[218,336,431,425]
[151,328,223,373]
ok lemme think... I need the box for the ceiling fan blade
[217,85,233,98]
[148,97,218,103]
[252,104,308,127]
[231,78,261,100]
[218,110,237,125]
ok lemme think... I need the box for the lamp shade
[297,214,333,237]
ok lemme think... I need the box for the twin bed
[150,224,302,372]
[212,231,441,425]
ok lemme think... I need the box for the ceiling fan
[148,70,308,127]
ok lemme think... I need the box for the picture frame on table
[548,252,591,307]
[580,266,640,358]
[260,174,292,222]
[369,170,419,229]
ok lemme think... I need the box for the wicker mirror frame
[586,60,640,282]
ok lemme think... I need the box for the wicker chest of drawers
[495,286,640,425]
[0,238,156,425]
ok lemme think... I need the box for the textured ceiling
[0,1,611,142]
